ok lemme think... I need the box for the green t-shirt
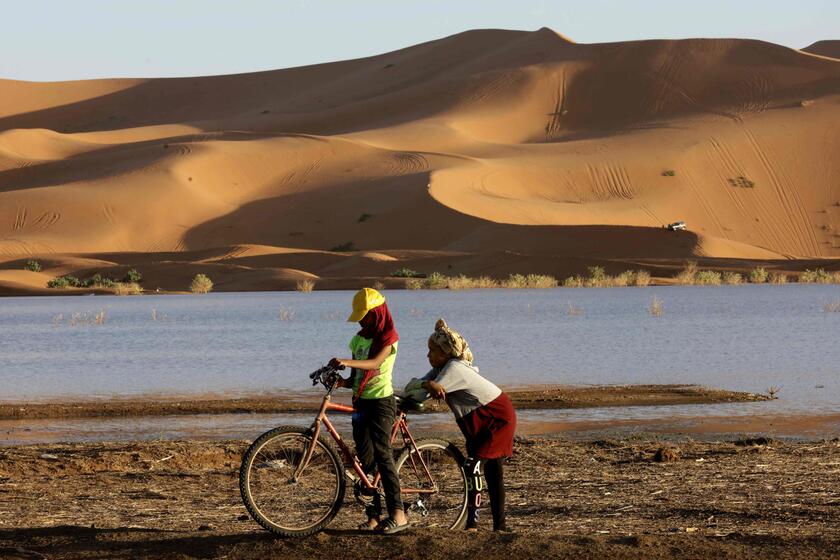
[349,335,398,399]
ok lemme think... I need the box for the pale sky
[2,0,837,82]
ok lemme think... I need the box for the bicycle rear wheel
[239,426,346,537]
[396,438,468,529]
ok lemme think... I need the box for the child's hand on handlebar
[423,380,446,400]
[328,357,347,370]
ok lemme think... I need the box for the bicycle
[239,365,469,537]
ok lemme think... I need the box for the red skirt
[456,392,517,460]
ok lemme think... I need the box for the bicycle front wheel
[239,426,346,537]
[396,438,468,530]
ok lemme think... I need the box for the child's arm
[332,344,394,371]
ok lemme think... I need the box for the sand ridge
[1,28,839,293]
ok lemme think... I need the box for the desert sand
[1,29,839,293]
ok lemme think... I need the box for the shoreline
[0,384,770,421]
[1,435,837,559]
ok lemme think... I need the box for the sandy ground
[2,29,840,295]
[0,436,837,559]
[0,385,769,421]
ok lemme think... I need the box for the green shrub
[748,267,768,284]
[123,268,142,283]
[662,170,676,177]
[391,268,423,278]
[722,272,743,285]
[425,272,448,290]
[190,274,213,294]
[695,270,722,285]
[357,213,372,223]
[47,276,71,289]
[24,260,42,272]
[799,268,832,284]
[330,242,356,252]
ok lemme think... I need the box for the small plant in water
[722,272,743,285]
[695,270,722,285]
[649,295,663,317]
[767,386,781,399]
[823,299,840,313]
[190,274,213,294]
[278,306,296,321]
[372,281,385,291]
[566,303,583,316]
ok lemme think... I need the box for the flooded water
[1,286,839,433]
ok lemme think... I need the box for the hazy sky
[3,0,837,82]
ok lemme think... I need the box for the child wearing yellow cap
[328,288,409,534]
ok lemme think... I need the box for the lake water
[1,287,838,419]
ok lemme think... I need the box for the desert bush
[24,260,42,272]
[190,274,213,294]
[123,268,142,283]
[563,276,585,288]
[721,272,742,285]
[662,170,676,177]
[357,213,372,223]
[675,261,698,285]
[114,282,143,295]
[296,279,315,293]
[447,275,498,290]
[799,268,832,284]
[729,176,756,188]
[769,272,788,284]
[391,268,423,278]
[633,270,652,287]
[585,266,608,287]
[47,276,72,289]
[748,267,768,284]
[649,295,663,317]
[405,278,424,290]
[425,272,448,290]
[330,242,356,252]
[613,271,635,287]
[372,281,385,291]
[695,270,722,285]
[500,274,557,289]
[526,274,558,288]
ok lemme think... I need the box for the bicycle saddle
[394,394,425,413]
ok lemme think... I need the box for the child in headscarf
[404,319,517,532]
[329,288,409,534]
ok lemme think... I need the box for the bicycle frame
[296,389,438,496]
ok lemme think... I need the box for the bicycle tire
[396,438,468,530]
[239,425,346,537]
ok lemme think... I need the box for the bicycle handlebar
[310,365,340,390]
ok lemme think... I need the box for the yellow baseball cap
[347,287,385,322]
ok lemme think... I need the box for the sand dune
[1,29,839,294]
[803,41,840,59]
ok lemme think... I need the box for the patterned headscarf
[428,318,474,364]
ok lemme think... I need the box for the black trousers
[352,396,403,515]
